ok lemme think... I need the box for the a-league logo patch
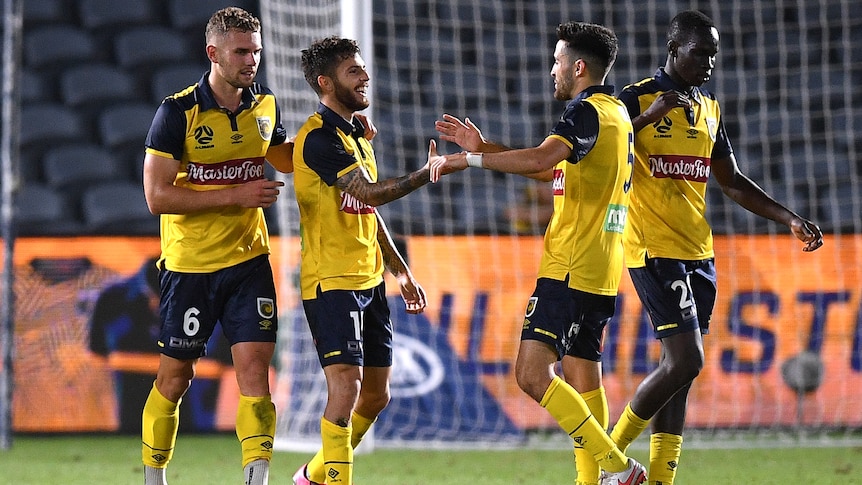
[525,297,538,317]
[256,116,273,141]
[257,297,275,319]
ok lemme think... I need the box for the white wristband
[466,152,484,168]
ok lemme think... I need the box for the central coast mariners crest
[706,117,717,141]
[256,116,273,141]
[257,297,275,330]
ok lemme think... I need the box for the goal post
[261,0,862,451]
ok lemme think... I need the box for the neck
[208,72,244,112]
[320,97,354,123]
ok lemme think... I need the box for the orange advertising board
[3,235,861,432]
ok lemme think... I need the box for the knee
[358,388,390,417]
[515,362,547,403]
[156,368,194,402]
[665,349,704,383]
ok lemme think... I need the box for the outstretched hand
[427,139,468,183]
[435,114,485,151]
[791,218,824,252]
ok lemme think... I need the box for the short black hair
[301,36,361,96]
[205,7,260,43]
[556,21,618,77]
[668,10,716,43]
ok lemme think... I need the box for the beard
[553,74,574,101]
[334,81,370,112]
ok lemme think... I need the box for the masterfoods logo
[552,168,564,195]
[340,191,375,214]
[390,333,445,398]
[648,155,711,183]
[187,157,266,185]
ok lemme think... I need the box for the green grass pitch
[0,434,860,484]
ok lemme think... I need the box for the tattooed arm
[335,165,430,207]
[376,213,426,314]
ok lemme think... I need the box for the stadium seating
[77,0,156,29]
[167,0,256,29]
[149,65,208,104]
[113,26,192,69]
[24,25,97,69]
[41,143,123,198]
[60,64,137,107]
[20,103,87,148]
[81,181,158,235]
[14,183,84,236]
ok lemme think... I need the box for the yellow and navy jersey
[293,103,384,300]
[145,72,288,273]
[619,68,733,267]
[539,85,634,296]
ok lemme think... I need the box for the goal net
[261,0,862,450]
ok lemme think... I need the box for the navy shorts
[521,278,616,362]
[628,257,717,339]
[302,282,393,368]
[157,255,278,360]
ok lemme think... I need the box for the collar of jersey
[317,102,366,139]
[571,84,615,104]
[196,71,258,113]
[653,68,703,105]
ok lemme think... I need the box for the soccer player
[140,7,294,485]
[609,10,824,485]
[291,36,433,485]
[430,22,645,485]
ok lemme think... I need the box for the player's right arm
[434,113,554,181]
[142,153,283,215]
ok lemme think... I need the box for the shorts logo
[525,297,538,317]
[257,297,275,319]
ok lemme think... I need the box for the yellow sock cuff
[308,412,374,483]
[574,387,608,485]
[142,383,180,468]
[610,403,649,453]
[236,394,276,467]
[350,411,375,448]
[580,387,609,430]
[649,433,683,485]
[321,417,353,485]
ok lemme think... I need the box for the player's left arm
[376,213,426,314]
[266,139,294,173]
[335,143,432,207]
[712,153,823,251]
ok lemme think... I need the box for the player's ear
[206,44,218,63]
[317,74,332,93]
[667,40,678,58]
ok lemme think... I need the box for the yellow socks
[540,376,627,473]
[236,394,276,467]
[649,433,682,484]
[610,403,650,453]
[574,387,608,485]
[307,412,374,483]
[142,383,180,469]
[321,417,353,484]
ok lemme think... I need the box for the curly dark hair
[556,21,618,78]
[301,36,361,95]
[205,7,260,42]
